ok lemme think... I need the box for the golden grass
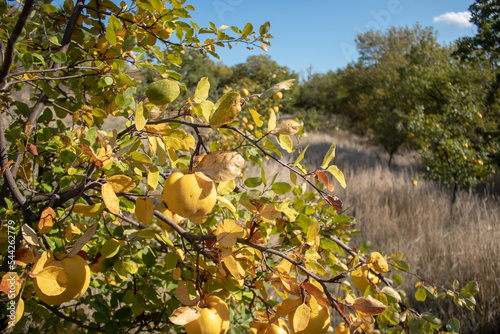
[248,130,500,333]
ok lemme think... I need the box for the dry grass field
[249,129,500,333]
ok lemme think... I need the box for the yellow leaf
[259,203,281,223]
[217,196,238,219]
[163,129,196,151]
[276,134,293,153]
[38,207,56,234]
[367,252,389,274]
[268,109,276,132]
[320,142,336,169]
[107,175,136,193]
[64,223,81,242]
[169,306,201,326]
[0,273,22,298]
[221,248,245,283]
[35,265,68,296]
[156,137,167,165]
[197,150,245,182]
[325,165,346,189]
[249,108,264,127]
[8,297,24,327]
[135,101,147,131]
[275,298,302,318]
[135,197,154,224]
[71,203,106,217]
[217,180,236,195]
[209,92,242,128]
[147,135,157,155]
[144,123,171,135]
[216,219,244,248]
[193,77,210,103]
[147,166,160,191]
[306,221,320,243]
[352,296,387,316]
[102,183,120,215]
[292,303,311,332]
[200,100,214,123]
[258,79,296,99]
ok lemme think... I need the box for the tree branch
[0,0,35,87]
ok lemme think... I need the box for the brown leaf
[27,144,38,156]
[38,207,56,234]
[169,306,201,326]
[326,195,343,210]
[175,281,200,306]
[301,282,329,306]
[14,248,36,266]
[0,160,15,176]
[315,171,333,192]
[352,296,387,316]
[197,150,245,182]
[275,120,302,136]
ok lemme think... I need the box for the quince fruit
[163,170,216,224]
[185,295,229,334]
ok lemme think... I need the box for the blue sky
[187,0,477,77]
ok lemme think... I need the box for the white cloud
[433,11,472,28]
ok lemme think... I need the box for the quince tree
[0,1,478,333]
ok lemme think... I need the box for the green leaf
[123,261,138,274]
[276,134,293,153]
[320,142,336,169]
[392,273,403,285]
[86,127,97,145]
[100,239,121,258]
[128,151,152,165]
[40,4,58,12]
[421,312,442,328]
[446,318,460,333]
[271,182,292,195]
[464,281,479,295]
[259,21,271,35]
[245,177,262,188]
[106,24,116,46]
[131,294,146,316]
[22,52,33,69]
[242,23,253,36]
[122,35,137,52]
[415,288,426,301]
[51,51,67,64]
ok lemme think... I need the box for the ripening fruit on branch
[289,300,330,334]
[145,79,180,105]
[335,322,349,334]
[31,251,91,305]
[366,252,389,274]
[273,91,283,100]
[185,295,230,334]
[240,88,250,97]
[351,264,381,292]
[163,170,217,224]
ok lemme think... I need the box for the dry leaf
[302,282,329,306]
[102,183,120,215]
[352,296,387,316]
[314,171,334,192]
[169,306,201,325]
[106,175,136,193]
[216,219,244,248]
[64,223,82,242]
[14,248,36,266]
[221,248,245,282]
[197,150,245,182]
[68,224,98,258]
[292,303,311,333]
[175,281,200,306]
[275,120,302,136]
[38,207,56,234]
[135,197,154,224]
